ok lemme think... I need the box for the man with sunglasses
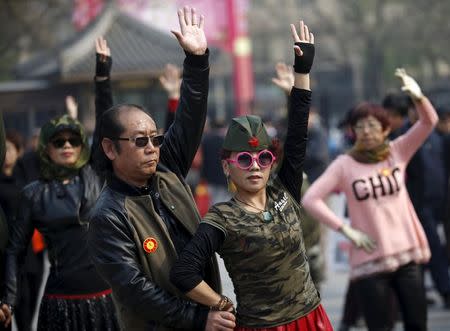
[88,6,235,331]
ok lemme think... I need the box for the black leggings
[353,262,427,331]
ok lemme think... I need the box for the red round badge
[143,237,158,253]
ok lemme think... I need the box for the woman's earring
[226,175,236,193]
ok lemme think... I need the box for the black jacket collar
[107,173,153,196]
[106,163,176,197]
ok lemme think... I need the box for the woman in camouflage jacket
[171,20,333,331]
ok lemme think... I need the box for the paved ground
[320,269,450,331]
[19,250,450,331]
[219,253,450,331]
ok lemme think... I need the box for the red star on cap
[248,136,259,147]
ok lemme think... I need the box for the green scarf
[38,114,90,181]
[347,141,390,164]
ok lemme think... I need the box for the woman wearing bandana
[302,69,437,331]
[171,20,333,330]
[0,39,119,330]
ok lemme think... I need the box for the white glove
[340,224,377,253]
[395,68,424,101]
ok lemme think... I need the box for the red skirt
[235,304,334,331]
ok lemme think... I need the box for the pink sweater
[302,98,438,269]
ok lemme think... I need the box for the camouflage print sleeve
[201,204,229,236]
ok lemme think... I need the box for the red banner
[72,0,105,31]
[73,0,254,115]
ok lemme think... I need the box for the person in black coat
[0,38,119,330]
[0,111,11,331]
[402,103,450,308]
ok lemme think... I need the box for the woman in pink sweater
[302,68,438,331]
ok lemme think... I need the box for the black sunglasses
[113,134,164,148]
[50,137,83,148]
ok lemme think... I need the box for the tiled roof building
[1,3,230,136]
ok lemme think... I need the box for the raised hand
[65,95,78,120]
[159,64,182,99]
[395,68,424,101]
[95,36,112,79]
[95,36,111,59]
[171,6,207,55]
[290,20,315,74]
[272,62,294,95]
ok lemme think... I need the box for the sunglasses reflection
[50,137,83,148]
[114,134,165,148]
[227,150,276,170]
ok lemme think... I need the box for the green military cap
[222,115,271,152]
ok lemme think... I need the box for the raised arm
[65,95,78,120]
[92,37,112,158]
[159,7,209,178]
[272,62,294,96]
[159,64,182,132]
[277,20,314,201]
[391,68,438,162]
[291,21,313,91]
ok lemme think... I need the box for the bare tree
[310,0,450,100]
[0,0,74,79]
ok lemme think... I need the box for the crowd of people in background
[0,5,449,331]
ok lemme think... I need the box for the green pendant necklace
[234,196,273,223]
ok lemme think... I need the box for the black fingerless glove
[293,42,315,74]
[95,53,112,77]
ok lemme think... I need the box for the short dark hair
[349,102,390,131]
[92,103,147,177]
[5,129,24,152]
[382,92,412,117]
[338,107,355,129]
[437,106,450,118]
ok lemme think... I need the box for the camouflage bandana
[222,115,271,152]
[38,114,90,181]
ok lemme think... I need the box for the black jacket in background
[13,150,40,189]
[2,67,110,307]
[401,122,450,219]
